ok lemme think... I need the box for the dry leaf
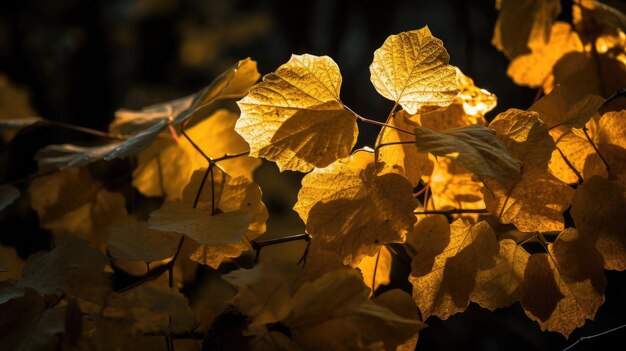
[521,228,606,337]
[409,220,498,319]
[492,0,561,59]
[414,124,522,181]
[236,54,357,172]
[294,151,417,265]
[369,27,459,114]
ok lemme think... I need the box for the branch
[343,104,415,136]
[251,233,311,262]
[562,323,626,351]
[413,208,488,215]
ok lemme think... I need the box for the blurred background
[1,0,625,350]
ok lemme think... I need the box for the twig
[297,240,312,267]
[343,104,415,136]
[212,151,250,163]
[252,234,311,262]
[562,324,626,351]
[413,208,488,215]
[371,248,382,294]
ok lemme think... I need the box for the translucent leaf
[492,0,561,59]
[414,124,522,181]
[521,228,606,338]
[507,22,583,88]
[409,220,498,319]
[294,151,417,265]
[531,85,604,129]
[357,246,392,295]
[369,27,459,114]
[236,54,357,172]
[149,203,252,245]
[107,216,181,262]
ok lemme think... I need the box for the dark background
[1,0,625,350]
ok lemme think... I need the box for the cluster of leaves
[1,0,626,349]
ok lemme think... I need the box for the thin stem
[212,150,250,163]
[344,104,415,136]
[209,166,216,215]
[297,240,312,267]
[252,233,311,262]
[555,146,584,184]
[603,88,626,106]
[562,323,626,351]
[413,208,488,215]
[371,247,382,295]
[532,87,544,104]
[582,127,610,173]
[180,119,211,162]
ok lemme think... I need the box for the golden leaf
[28,168,126,246]
[409,220,499,319]
[492,0,561,59]
[573,0,626,44]
[182,168,268,268]
[482,109,574,232]
[236,54,357,172]
[521,228,606,337]
[132,109,260,201]
[376,110,432,186]
[507,22,583,88]
[357,246,393,295]
[414,124,522,181]
[530,85,604,129]
[293,151,417,265]
[285,269,423,351]
[455,67,498,117]
[107,216,181,263]
[471,239,530,310]
[373,289,426,351]
[369,27,459,114]
[571,176,626,270]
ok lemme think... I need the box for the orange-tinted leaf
[107,216,181,262]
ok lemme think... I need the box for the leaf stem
[252,233,311,262]
[582,127,610,173]
[413,208,488,215]
[555,146,583,184]
[211,150,250,163]
[344,104,415,136]
[562,323,626,351]
[371,247,381,295]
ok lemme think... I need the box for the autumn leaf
[492,0,561,59]
[284,269,423,351]
[182,168,268,268]
[414,124,522,181]
[0,288,66,351]
[507,22,583,89]
[409,220,498,319]
[369,27,459,114]
[28,168,126,246]
[482,109,574,232]
[357,246,392,295]
[521,228,606,337]
[294,151,417,265]
[471,239,530,310]
[107,216,181,263]
[571,176,626,270]
[0,185,19,212]
[373,289,426,351]
[132,109,260,201]
[376,110,432,187]
[573,0,626,44]
[455,67,498,117]
[18,238,110,303]
[222,259,302,328]
[530,84,605,129]
[236,54,357,172]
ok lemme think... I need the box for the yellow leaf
[285,269,423,351]
[236,54,357,172]
[357,246,392,295]
[455,67,498,117]
[409,220,499,319]
[107,216,181,263]
[482,109,574,232]
[28,168,126,247]
[414,124,522,181]
[376,110,432,187]
[132,109,260,201]
[507,22,583,88]
[573,0,626,44]
[223,259,302,328]
[571,176,626,270]
[369,27,459,114]
[521,228,606,338]
[294,151,417,265]
[530,85,604,129]
[471,239,530,310]
[149,203,252,245]
[182,168,268,268]
[492,0,561,59]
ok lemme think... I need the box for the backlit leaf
[369,27,459,114]
[294,151,417,265]
[531,85,604,129]
[409,220,499,319]
[236,54,357,172]
[414,124,522,181]
[357,246,393,295]
[107,216,181,262]
[521,228,606,337]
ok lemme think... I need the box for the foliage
[1,1,626,350]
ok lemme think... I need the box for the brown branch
[413,208,488,215]
[252,234,311,262]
